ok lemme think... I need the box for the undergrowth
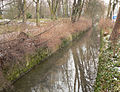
[95,35,120,92]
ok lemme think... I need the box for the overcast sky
[103,0,119,16]
[103,0,109,4]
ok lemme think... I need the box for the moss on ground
[7,47,51,82]
[60,30,87,49]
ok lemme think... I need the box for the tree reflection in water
[14,29,99,92]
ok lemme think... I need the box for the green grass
[0,18,51,35]
[28,18,51,22]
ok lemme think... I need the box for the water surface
[14,29,99,92]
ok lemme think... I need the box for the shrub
[98,18,113,30]
[26,13,32,19]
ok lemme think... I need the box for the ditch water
[13,28,100,92]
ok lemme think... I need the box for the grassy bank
[95,34,120,91]
[8,28,89,83]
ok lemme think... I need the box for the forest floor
[0,17,92,90]
[95,19,120,92]
[95,35,120,92]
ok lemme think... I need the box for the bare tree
[71,0,85,23]
[23,0,26,23]
[0,7,2,18]
[107,0,119,19]
[110,7,120,55]
[63,0,69,17]
[33,0,40,26]
[107,0,112,18]
[39,0,43,18]
[0,0,3,18]
[36,0,39,26]
[84,0,105,25]
[113,0,118,14]
[47,0,61,20]
[62,0,64,17]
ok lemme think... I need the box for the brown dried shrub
[98,18,114,34]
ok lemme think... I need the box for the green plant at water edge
[60,38,70,48]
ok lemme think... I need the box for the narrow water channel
[13,28,99,92]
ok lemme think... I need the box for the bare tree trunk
[57,1,62,17]
[112,0,118,16]
[36,0,39,26]
[23,0,26,23]
[107,0,112,18]
[64,0,68,17]
[47,0,60,20]
[39,1,42,18]
[110,7,120,56]
[76,0,85,21]
[62,0,65,17]
[17,0,23,19]
[110,7,120,40]
[2,0,3,10]
[68,1,72,17]
[71,0,77,22]
[71,0,84,22]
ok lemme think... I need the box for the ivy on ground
[94,35,120,92]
